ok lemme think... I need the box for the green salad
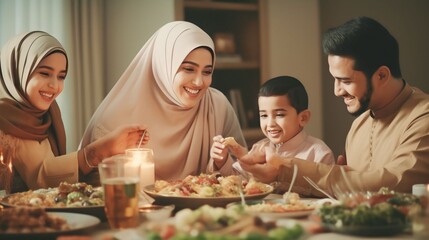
[317,188,424,228]
[146,224,304,240]
[143,204,305,240]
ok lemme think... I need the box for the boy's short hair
[258,76,308,113]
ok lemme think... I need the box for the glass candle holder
[125,148,155,188]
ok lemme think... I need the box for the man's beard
[350,85,372,117]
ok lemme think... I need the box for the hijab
[0,31,67,156]
[80,21,244,180]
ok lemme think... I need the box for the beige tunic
[277,83,429,196]
[0,131,78,192]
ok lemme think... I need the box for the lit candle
[0,150,12,193]
[125,148,155,188]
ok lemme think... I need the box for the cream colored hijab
[80,21,245,180]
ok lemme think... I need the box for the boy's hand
[223,137,248,159]
[210,135,229,167]
[337,154,347,165]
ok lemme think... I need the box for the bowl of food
[143,173,274,210]
[313,188,425,237]
[139,204,175,222]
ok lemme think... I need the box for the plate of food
[0,207,100,240]
[0,182,105,221]
[136,204,306,240]
[227,194,317,220]
[143,173,274,210]
[313,188,425,237]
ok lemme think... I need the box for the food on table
[234,193,316,214]
[223,137,247,158]
[0,207,70,233]
[283,192,300,204]
[316,188,425,229]
[153,173,271,197]
[142,204,305,240]
[0,182,104,208]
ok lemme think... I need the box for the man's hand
[239,161,279,183]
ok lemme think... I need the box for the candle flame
[0,151,12,172]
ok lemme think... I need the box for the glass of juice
[98,155,140,229]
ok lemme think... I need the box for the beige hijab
[80,21,245,180]
[0,31,67,156]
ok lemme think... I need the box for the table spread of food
[0,176,428,239]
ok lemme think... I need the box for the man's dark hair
[259,76,308,113]
[322,16,402,80]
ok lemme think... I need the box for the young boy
[210,76,334,173]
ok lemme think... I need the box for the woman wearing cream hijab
[80,21,246,180]
[0,31,147,193]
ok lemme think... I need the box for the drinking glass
[98,155,140,229]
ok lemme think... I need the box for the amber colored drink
[103,177,140,229]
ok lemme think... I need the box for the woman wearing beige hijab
[0,31,147,193]
[80,21,246,181]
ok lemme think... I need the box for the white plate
[227,199,317,220]
[0,212,100,239]
[0,197,106,221]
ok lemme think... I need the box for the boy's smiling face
[258,95,309,145]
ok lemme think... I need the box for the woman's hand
[79,124,149,174]
[105,125,149,156]
[90,124,149,160]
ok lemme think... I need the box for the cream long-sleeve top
[0,131,78,192]
[277,82,429,197]
[249,130,335,165]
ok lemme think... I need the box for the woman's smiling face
[173,47,213,108]
[26,52,67,110]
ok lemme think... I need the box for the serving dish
[139,204,175,222]
[0,182,106,221]
[321,222,408,237]
[143,184,274,210]
[314,188,423,237]
[0,212,100,240]
[227,199,317,220]
[0,196,106,221]
[136,204,305,240]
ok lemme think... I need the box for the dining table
[59,194,424,240]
